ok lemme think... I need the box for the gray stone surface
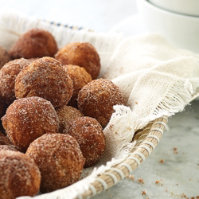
[93,101,199,199]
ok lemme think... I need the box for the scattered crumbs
[109,124,113,129]
[176,183,179,186]
[159,159,164,164]
[127,175,135,181]
[180,193,188,199]
[166,189,196,199]
[137,178,144,184]
[189,178,192,181]
[155,180,163,186]
[155,180,160,184]
[173,147,178,154]
[142,191,146,196]
[135,101,138,105]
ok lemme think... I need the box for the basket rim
[75,116,168,199]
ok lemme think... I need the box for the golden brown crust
[2,96,59,151]
[9,29,58,59]
[78,79,126,127]
[56,105,83,133]
[55,42,100,79]
[63,65,92,106]
[15,57,73,108]
[26,133,85,193]
[0,58,33,105]
[0,46,10,68]
[68,116,105,167]
[0,151,41,199]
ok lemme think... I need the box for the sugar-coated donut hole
[0,58,34,106]
[2,96,59,151]
[0,150,41,199]
[55,42,100,79]
[56,105,83,133]
[26,133,85,193]
[14,57,73,108]
[78,78,126,127]
[9,29,58,59]
[62,65,92,107]
[68,116,105,167]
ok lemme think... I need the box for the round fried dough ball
[68,117,105,167]
[55,42,100,79]
[0,151,41,199]
[26,133,85,193]
[15,57,73,108]
[0,58,33,105]
[63,65,92,106]
[56,105,83,133]
[78,79,126,127]
[2,97,59,151]
[9,29,58,59]
[0,46,10,68]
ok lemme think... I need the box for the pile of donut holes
[0,28,126,198]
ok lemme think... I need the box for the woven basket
[0,18,167,198]
[75,116,168,199]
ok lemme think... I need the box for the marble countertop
[93,100,199,199]
[1,0,199,198]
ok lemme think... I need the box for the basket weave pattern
[76,116,168,199]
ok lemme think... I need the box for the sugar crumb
[155,180,160,184]
[155,180,163,186]
[142,191,146,195]
[159,159,164,164]
[173,147,178,154]
[137,178,144,184]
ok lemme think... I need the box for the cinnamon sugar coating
[63,65,92,106]
[0,58,33,106]
[2,97,59,151]
[9,29,58,59]
[15,57,73,108]
[68,116,105,167]
[55,42,100,79]
[56,105,83,133]
[0,151,41,199]
[26,133,85,193]
[0,46,10,68]
[78,79,126,127]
